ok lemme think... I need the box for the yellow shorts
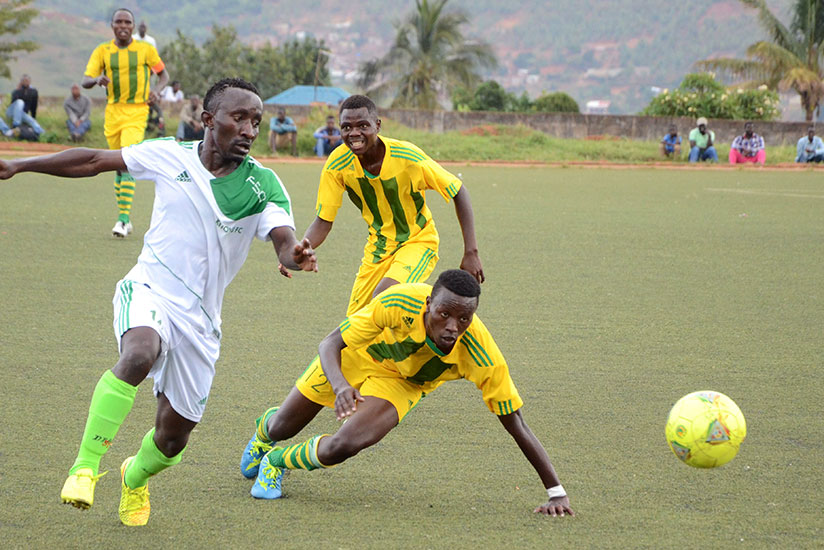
[104,103,149,150]
[346,238,439,315]
[296,355,425,422]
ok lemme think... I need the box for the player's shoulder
[458,315,499,368]
[383,137,429,164]
[323,144,356,172]
[375,283,431,313]
[246,156,287,192]
[92,40,115,54]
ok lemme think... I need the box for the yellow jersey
[85,39,165,105]
[316,137,462,263]
[339,283,523,416]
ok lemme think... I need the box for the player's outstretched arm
[318,328,364,420]
[452,186,485,284]
[302,216,333,250]
[498,409,574,517]
[269,227,318,274]
[0,148,126,181]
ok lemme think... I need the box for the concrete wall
[39,96,812,146]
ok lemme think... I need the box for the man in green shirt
[688,117,718,162]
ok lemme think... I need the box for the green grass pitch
[0,164,822,548]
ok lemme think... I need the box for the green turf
[0,164,821,548]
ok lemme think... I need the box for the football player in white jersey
[0,77,317,526]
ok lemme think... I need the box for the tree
[534,92,579,113]
[160,27,330,99]
[641,72,780,120]
[696,0,824,121]
[358,0,497,109]
[0,0,38,79]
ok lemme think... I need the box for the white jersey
[121,138,295,338]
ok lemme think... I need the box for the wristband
[547,485,566,499]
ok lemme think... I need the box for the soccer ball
[665,391,746,468]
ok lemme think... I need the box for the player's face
[208,88,262,163]
[340,107,380,156]
[424,288,478,354]
[111,11,134,43]
[744,122,753,136]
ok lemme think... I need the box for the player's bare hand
[96,75,111,87]
[0,159,18,180]
[147,90,160,106]
[534,496,574,517]
[292,238,318,272]
[276,263,292,278]
[333,385,364,420]
[460,250,485,283]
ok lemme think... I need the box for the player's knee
[266,413,302,441]
[153,428,189,457]
[322,432,375,463]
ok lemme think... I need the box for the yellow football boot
[60,469,106,510]
[119,457,150,526]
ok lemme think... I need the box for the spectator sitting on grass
[659,124,682,158]
[269,108,298,156]
[178,95,204,141]
[313,115,342,157]
[688,117,717,163]
[796,125,824,163]
[729,121,765,165]
[7,74,44,140]
[64,84,92,142]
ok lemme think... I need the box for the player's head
[744,121,753,136]
[808,125,816,139]
[339,95,380,156]
[111,8,135,42]
[668,124,677,136]
[71,83,81,98]
[425,270,481,354]
[202,78,262,163]
[138,20,147,36]
[326,115,336,130]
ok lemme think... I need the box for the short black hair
[432,269,481,299]
[203,78,259,113]
[339,94,378,117]
[111,8,134,23]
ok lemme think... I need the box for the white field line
[706,188,824,200]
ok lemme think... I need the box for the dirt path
[0,142,819,171]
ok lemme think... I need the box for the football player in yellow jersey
[82,8,169,238]
[241,270,574,517]
[300,95,484,315]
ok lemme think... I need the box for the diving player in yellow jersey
[240,269,573,517]
[300,94,484,315]
[83,8,169,238]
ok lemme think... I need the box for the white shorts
[112,279,220,422]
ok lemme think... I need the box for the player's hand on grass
[460,250,485,284]
[292,238,318,272]
[534,496,574,517]
[333,385,364,420]
[0,159,18,180]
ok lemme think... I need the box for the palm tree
[696,0,824,121]
[357,0,497,110]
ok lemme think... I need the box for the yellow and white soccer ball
[665,391,747,468]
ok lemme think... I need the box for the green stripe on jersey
[380,176,409,242]
[367,338,425,362]
[462,331,493,365]
[406,356,451,384]
[109,52,121,102]
[389,145,425,161]
[127,51,138,103]
[329,151,354,171]
[390,153,422,163]
[379,293,424,306]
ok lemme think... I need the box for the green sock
[255,406,279,443]
[268,434,330,471]
[124,428,184,489]
[69,370,138,475]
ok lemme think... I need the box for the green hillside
[8,0,793,113]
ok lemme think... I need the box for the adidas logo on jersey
[176,171,192,182]
[403,316,415,327]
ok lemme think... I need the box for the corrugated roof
[264,85,350,106]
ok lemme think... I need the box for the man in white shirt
[160,80,184,103]
[796,125,824,163]
[132,21,157,48]
[0,77,317,527]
